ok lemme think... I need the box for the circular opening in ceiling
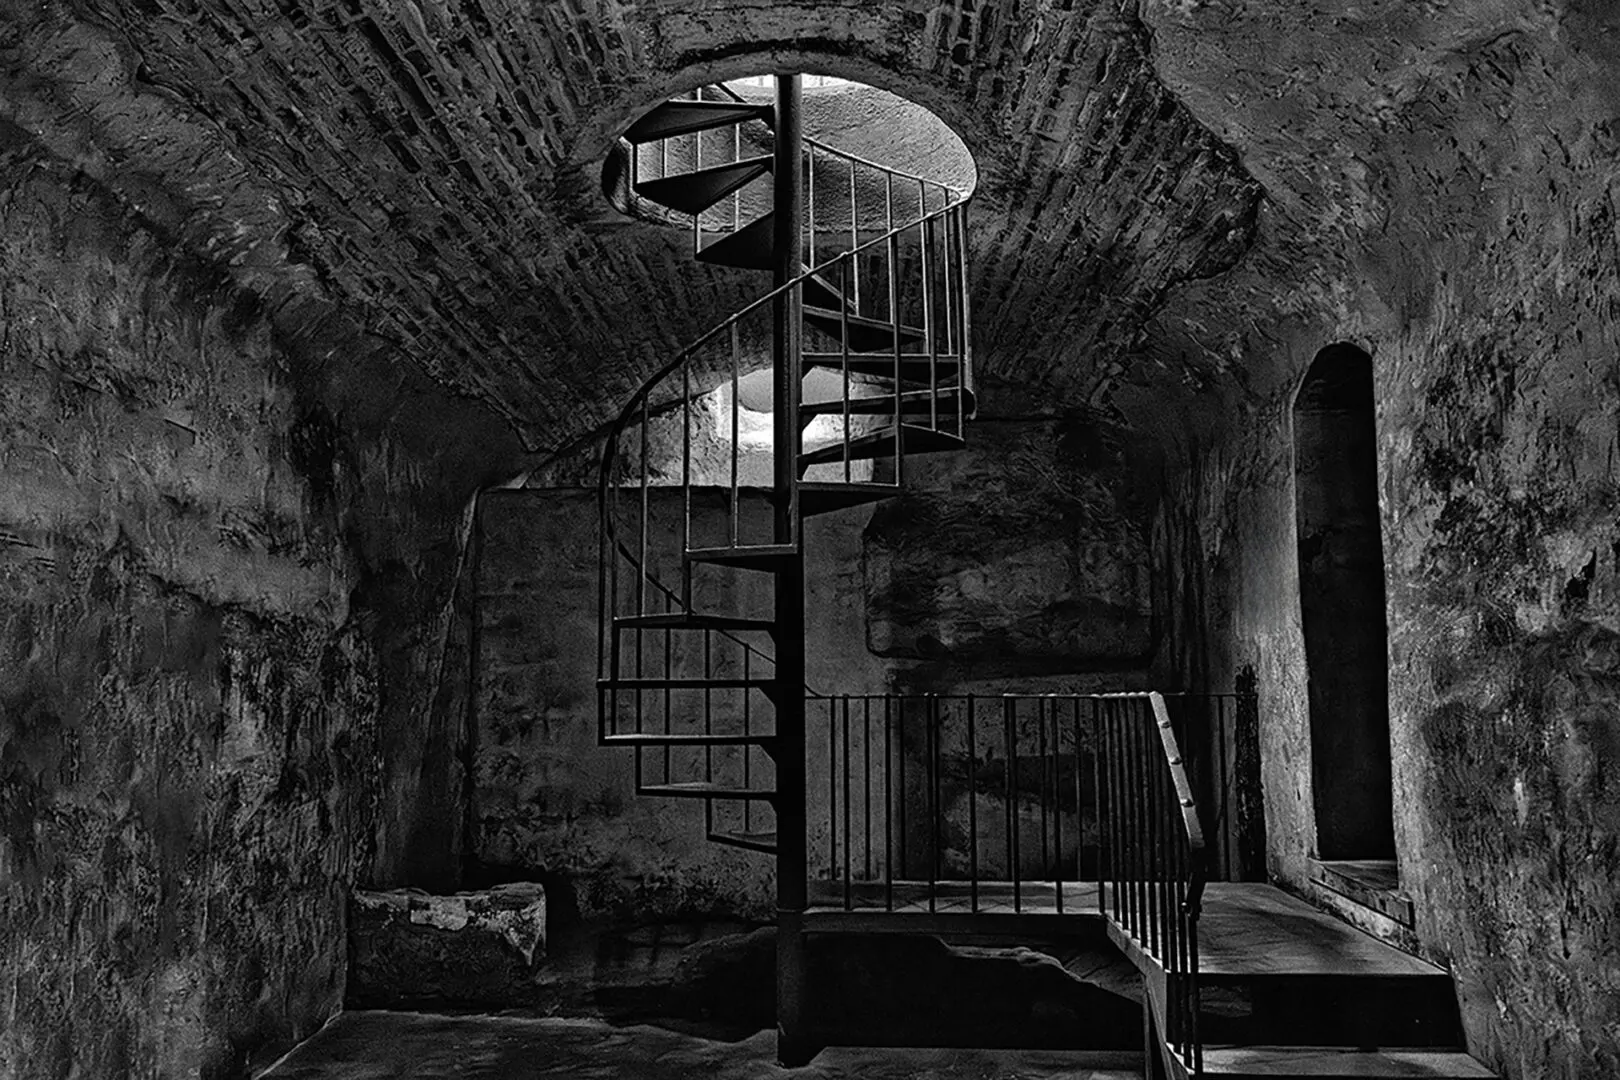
[604,74,978,219]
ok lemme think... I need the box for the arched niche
[1293,343,1395,861]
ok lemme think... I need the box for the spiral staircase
[594,75,972,1063]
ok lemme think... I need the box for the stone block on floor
[347,883,547,1008]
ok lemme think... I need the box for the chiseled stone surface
[260,1012,1140,1080]
[1139,6,1620,1078]
[0,103,521,1080]
[347,885,547,1009]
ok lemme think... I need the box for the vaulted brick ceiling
[0,1,1272,456]
[14,2,1604,462]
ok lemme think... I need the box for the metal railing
[811,690,1235,1073]
[1098,692,1206,1076]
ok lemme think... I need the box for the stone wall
[0,133,515,1077]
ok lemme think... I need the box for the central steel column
[771,71,813,1067]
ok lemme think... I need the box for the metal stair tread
[602,732,776,746]
[800,265,846,310]
[1197,1045,1495,1078]
[708,828,778,853]
[802,352,963,383]
[802,305,926,346]
[800,387,975,419]
[625,100,773,143]
[798,481,901,515]
[685,543,799,568]
[696,211,776,270]
[613,612,776,632]
[638,781,777,799]
[634,155,773,215]
[797,423,966,470]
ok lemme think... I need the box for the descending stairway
[595,76,973,1063]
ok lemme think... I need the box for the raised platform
[259,1012,1142,1080]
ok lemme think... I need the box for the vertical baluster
[951,208,965,436]
[1054,697,1065,913]
[828,695,838,882]
[897,697,907,886]
[843,696,853,910]
[1142,699,1154,949]
[1037,697,1050,887]
[1218,694,1231,881]
[1010,697,1021,914]
[885,695,895,912]
[1003,697,1015,902]
[682,361,692,608]
[886,173,902,488]
[927,696,938,914]
[1109,700,1123,925]
[1151,701,1164,958]
[1146,701,1158,950]
[848,164,860,313]
[1096,698,1108,915]
[967,694,978,914]
[730,324,741,545]
[807,148,816,269]
[840,257,852,481]
[743,649,752,835]
[920,200,937,431]
[1127,699,1141,942]
[864,696,873,883]
[692,89,702,252]
[733,116,741,233]
[952,200,965,399]
[701,630,712,793]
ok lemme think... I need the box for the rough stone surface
[0,137,375,1080]
[1137,7,1620,1077]
[5,1,1620,1077]
[0,96,520,1080]
[864,413,1154,675]
[347,885,547,1009]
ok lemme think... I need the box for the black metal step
[797,424,967,472]
[800,387,976,423]
[696,212,775,270]
[802,351,963,383]
[637,781,776,800]
[635,155,772,215]
[708,829,778,854]
[602,732,775,747]
[613,613,776,633]
[803,306,927,352]
[625,100,773,144]
[798,482,899,516]
[801,266,846,310]
[685,543,798,569]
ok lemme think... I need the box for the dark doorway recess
[1293,344,1395,861]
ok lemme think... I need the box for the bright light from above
[730,74,853,90]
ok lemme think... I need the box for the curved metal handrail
[596,191,970,506]
[705,79,966,201]
[598,192,969,688]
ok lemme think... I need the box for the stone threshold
[1308,858,1414,927]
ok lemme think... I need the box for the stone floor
[258,1012,1143,1080]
